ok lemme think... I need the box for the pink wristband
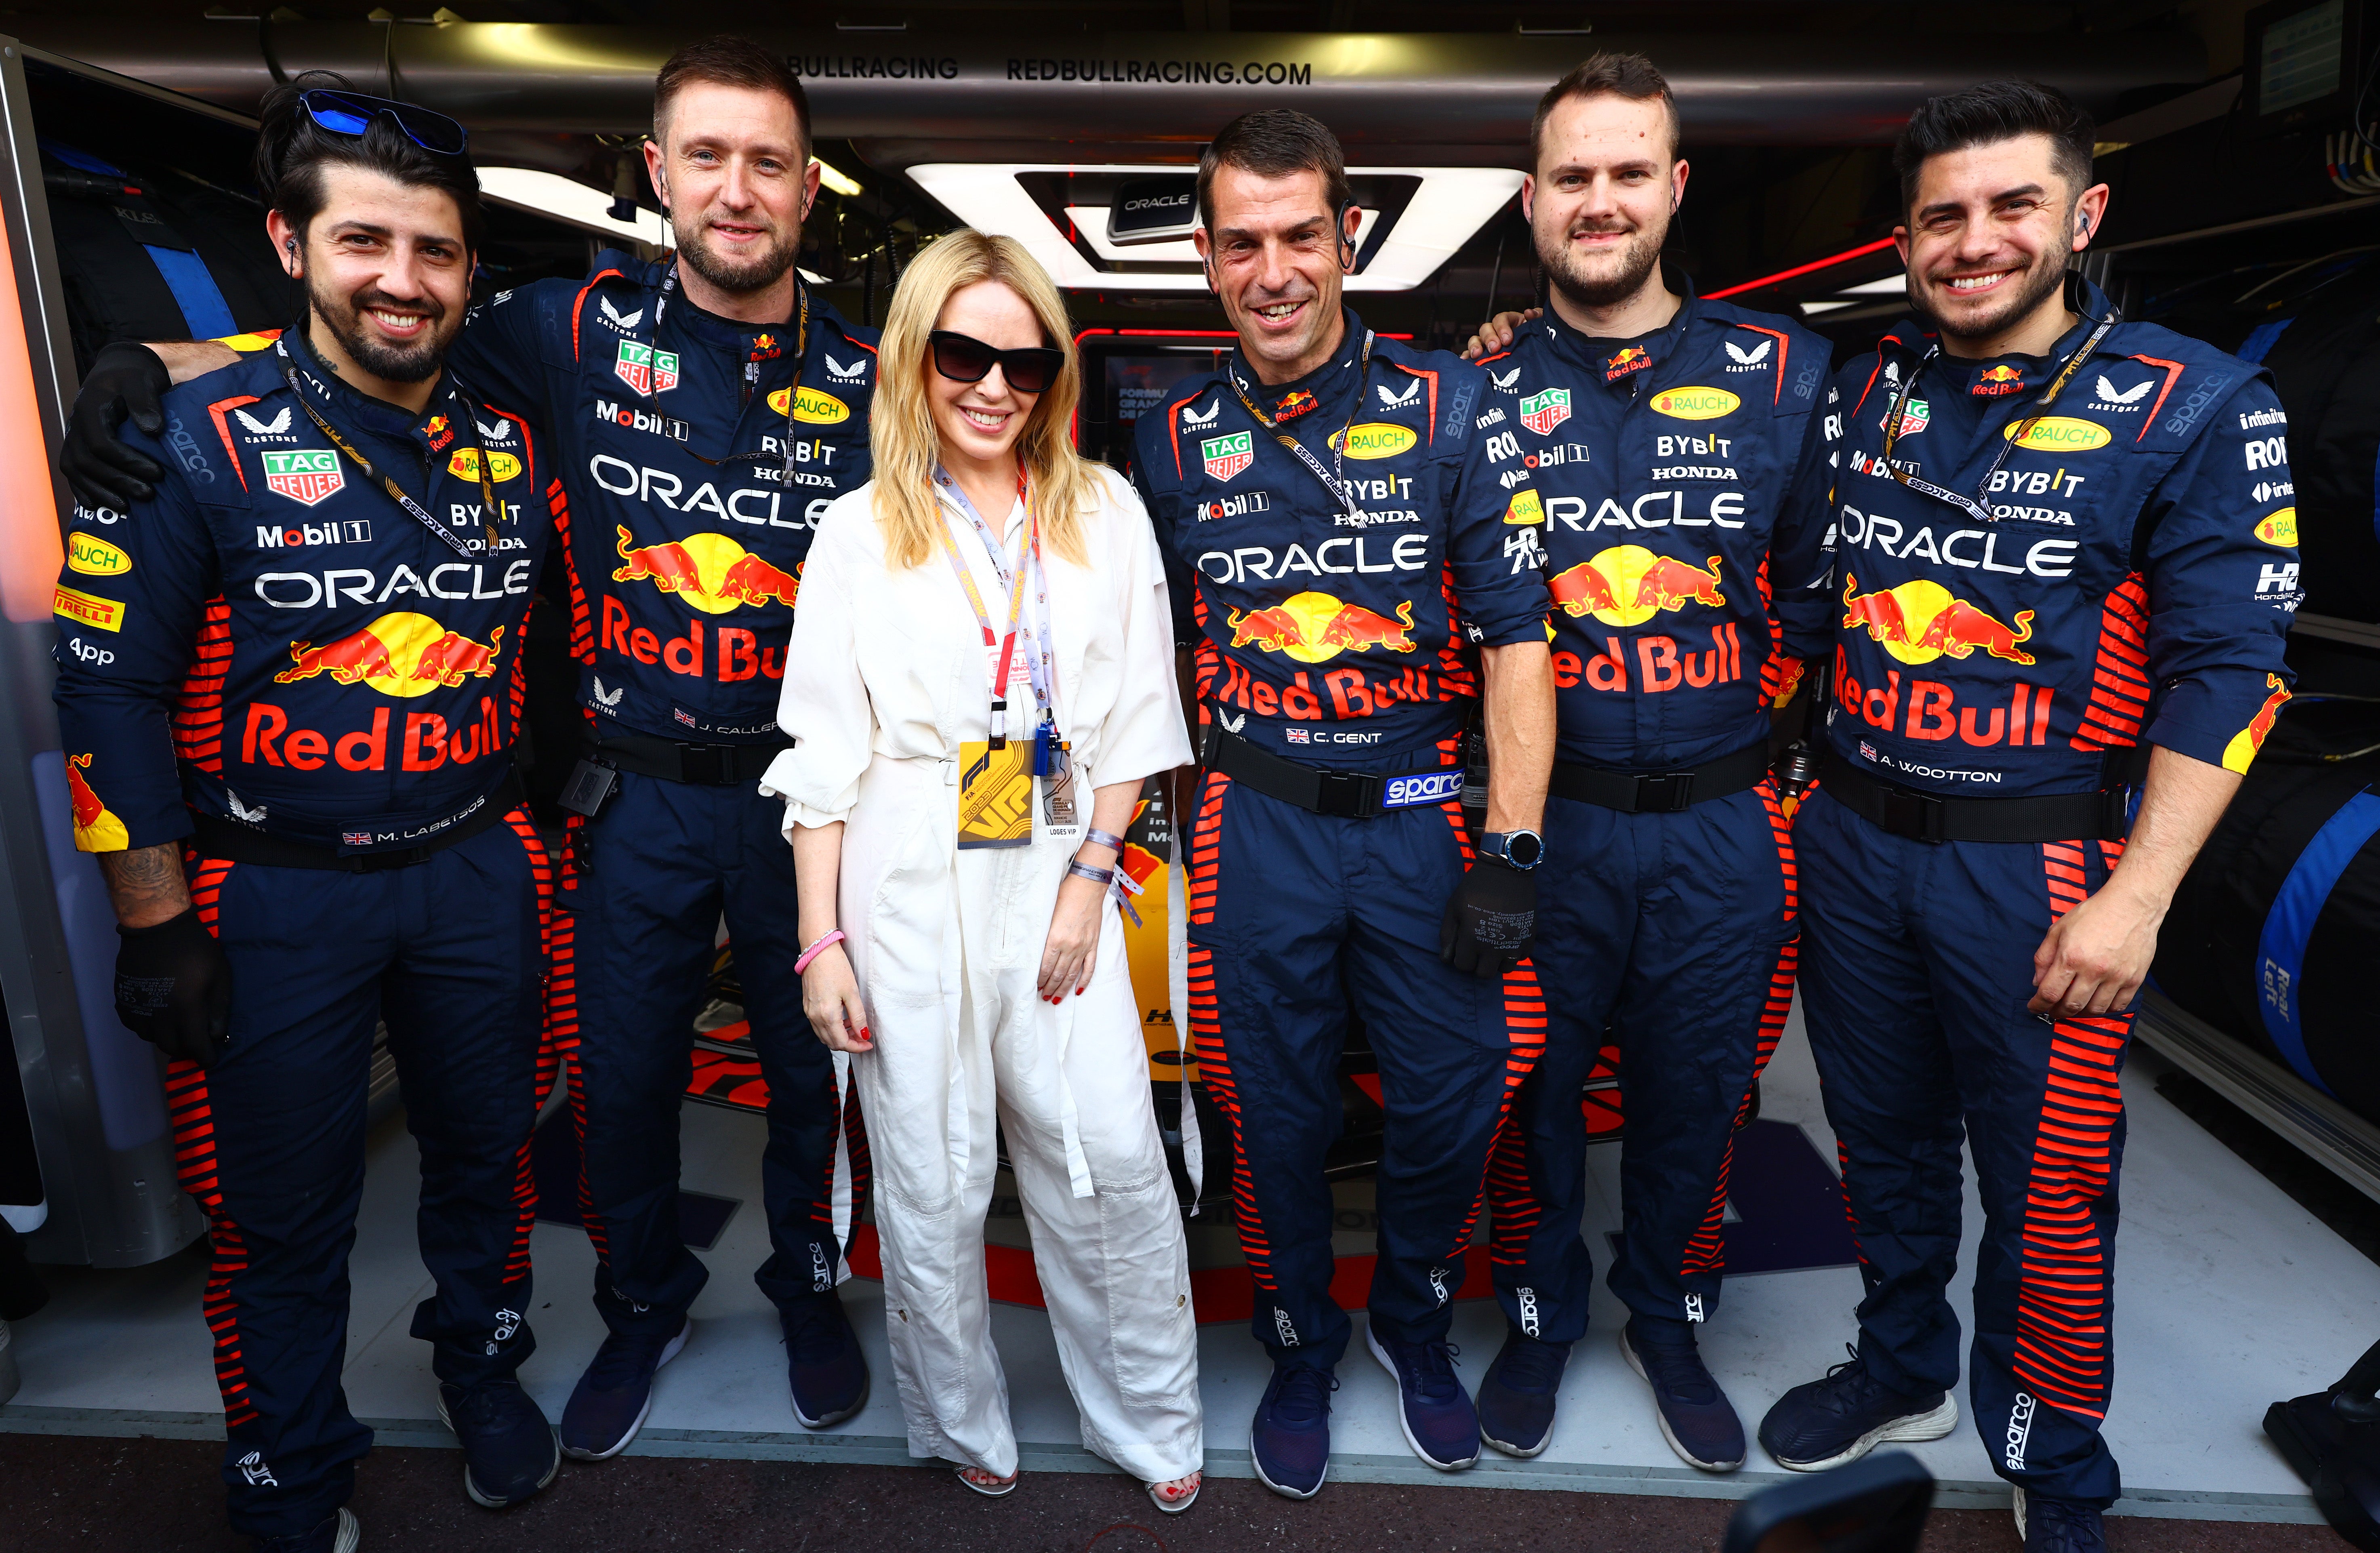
[794,929,845,975]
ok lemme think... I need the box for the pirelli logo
[53,585,123,632]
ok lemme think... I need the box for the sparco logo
[1516,1286,1541,1338]
[1683,1292,1705,1323]
[812,1244,833,1291]
[486,1307,522,1355]
[1272,1306,1299,1347]
[1429,1266,1452,1305]
[2005,1391,2037,1470]
[238,1451,278,1487]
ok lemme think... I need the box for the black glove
[62,342,173,512]
[1439,855,1537,979]
[114,907,231,1067]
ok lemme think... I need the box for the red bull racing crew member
[1455,55,1834,1471]
[60,37,879,1465]
[1130,110,1556,1498]
[52,86,562,1551]
[1759,83,2297,1553]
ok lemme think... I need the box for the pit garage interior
[1,4,2378,1548]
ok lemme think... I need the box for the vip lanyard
[635,259,812,491]
[275,339,498,559]
[1875,314,2115,525]
[1228,328,1375,519]
[932,466,1045,747]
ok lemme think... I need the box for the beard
[674,208,803,297]
[1915,253,2069,345]
[1538,210,1669,312]
[313,280,456,383]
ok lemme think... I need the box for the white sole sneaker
[1618,1326,1745,1473]
[1366,1324,1479,1471]
[435,1393,562,1508]
[2014,1484,2028,1540]
[324,1508,361,1553]
[1772,1393,1960,1473]
[1248,1415,1328,1500]
[561,1319,693,1461]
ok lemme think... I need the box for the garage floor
[4,1000,2374,1541]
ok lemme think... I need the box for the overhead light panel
[480,166,669,247]
[909,163,1524,293]
[813,158,863,197]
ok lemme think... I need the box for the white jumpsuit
[761,467,1202,1483]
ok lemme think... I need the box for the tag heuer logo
[1201,431,1254,482]
[261,448,344,506]
[1519,387,1571,436]
[615,339,680,394]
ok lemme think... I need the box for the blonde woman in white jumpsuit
[761,231,1203,1510]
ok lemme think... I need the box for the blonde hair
[870,230,1098,570]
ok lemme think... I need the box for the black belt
[1550,743,1771,813]
[585,733,790,786]
[187,769,523,872]
[1820,751,2128,843]
[1205,726,1465,818]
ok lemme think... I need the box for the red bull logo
[610,527,801,612]
[1273,389,1318,421]
[1972,364,2025,397]
[2223,673,2292,772]
[1227,592,1416,662]
[1839,575,2035,666]
[65,753,129,852]
[424,415,455,451]
[1604,347,1650,383]
[1546,545,1725,628]
[273,613,505,697]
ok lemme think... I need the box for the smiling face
[1194,163,1359,385]
[1524,90,1686,313]
[928,279,1045,475]
[647,80,819,300]
[267,163,470,389]
[1898,132,2108,354]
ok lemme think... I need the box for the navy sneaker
[781,1293,868,1428]
[1620,1316,1745,1471]
[2015,1488,2109,1553]
[1366,1324,1479,1471]
[1476,1328,1571,1458]
[560,1317,692,1460]
[251,1509,359,1553]
[1250,1362,1337,1499]
[1758,1346,1959,1472]
[437,1377,561,1509]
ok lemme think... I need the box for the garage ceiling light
[813,158,863,197]
[480,165,671,247]
[909,163,1523,291]
[1064,204,1382,266]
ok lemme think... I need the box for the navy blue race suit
[1131,310,1553,1368]
[1471,278,1835,1345]
[50,331,559,1541]
[1793,279,2298,1504]
[449,253,878,1338]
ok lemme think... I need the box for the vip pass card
[957,739,1035,849]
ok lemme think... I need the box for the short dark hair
[654,36,812,163]
[256,72,484,254]
[1531,52,1681,168]
[1892,80,2096,212]
[1196,109,1352,235]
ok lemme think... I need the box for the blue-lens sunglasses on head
[298,88,469,157]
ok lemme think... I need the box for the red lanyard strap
[932,467,1040,740]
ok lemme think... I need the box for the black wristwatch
[1476,830,1544,870]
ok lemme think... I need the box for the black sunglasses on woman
[929,330,1066,396]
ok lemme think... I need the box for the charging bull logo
[273,614,504,697]
[610,526,801,613]
[65,753,130,852]
[2222,673,2292,773]
[1547,546,1725,628]
[1840,576,2036,666]
[1227,592,1415,662]
[1972,363,2025,397]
